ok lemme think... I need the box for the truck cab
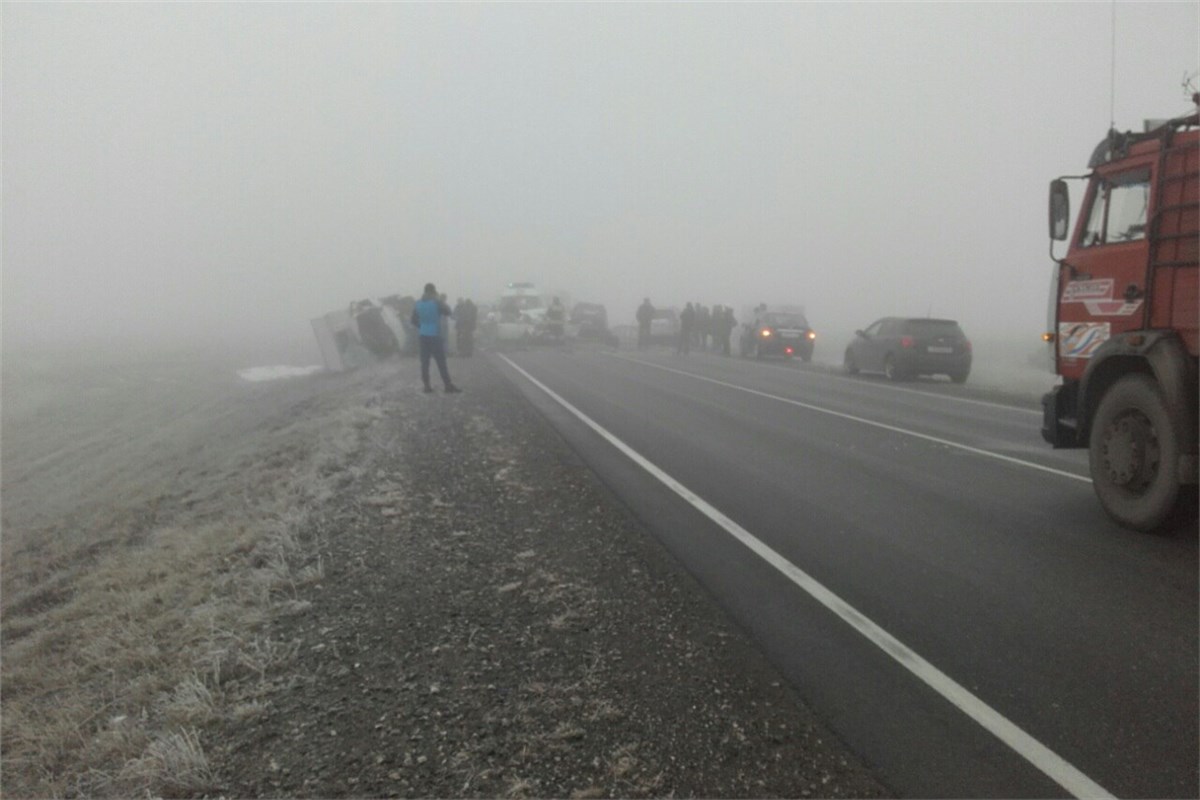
[1043,104,1198,531]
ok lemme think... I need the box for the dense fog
[4,3,1197,360]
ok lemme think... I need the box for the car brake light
[965,340,972,352]
[785,346,793,355]
[901,336,914,348]
[761,329,772,338]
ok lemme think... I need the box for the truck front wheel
[1088,374,1184,532]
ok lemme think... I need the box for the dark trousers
[457,328,474,356]
[419,336,453,388]
[676,327,692,354]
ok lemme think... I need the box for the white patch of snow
[237,365,324,382]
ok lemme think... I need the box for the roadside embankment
[2,349,888,798]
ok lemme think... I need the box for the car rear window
[903,320,964,338]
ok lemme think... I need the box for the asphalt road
[492,345,1198,799]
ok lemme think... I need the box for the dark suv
[741,311,816,361]
[843,317,971,382]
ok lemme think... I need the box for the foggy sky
[4,2,1197,357]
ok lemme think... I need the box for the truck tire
[1088,374,1185,532]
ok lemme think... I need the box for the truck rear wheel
[1088,374,1185,532]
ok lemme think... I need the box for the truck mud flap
[1041,384,1080,448]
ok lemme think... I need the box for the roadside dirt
[211,354,889,798]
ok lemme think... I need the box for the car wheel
[950,369,969,384]
[800,348,812,363]
[884,355,906,381]
[844,350,859,374]
[1088,374,1192,532]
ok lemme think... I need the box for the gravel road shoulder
[213,354,889,798]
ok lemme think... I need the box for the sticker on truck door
[1059,322,1110,359]
[1062,279,1113,302]
[1062,279,1143,316]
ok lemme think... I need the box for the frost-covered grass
[1,350,393,797]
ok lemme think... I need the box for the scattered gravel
[212,354,890,798]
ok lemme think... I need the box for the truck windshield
[1081,169,1150,246]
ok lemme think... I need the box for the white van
[492,282,547,341]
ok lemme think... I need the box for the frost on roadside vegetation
[117,728,217,798]
[1,374,399,798]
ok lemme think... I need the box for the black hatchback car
[843,317,971,382]
[740,311,816,361]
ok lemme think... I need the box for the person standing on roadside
[721,306,737,355]
[546,296,566,341]
[438,293,453,355]
[411,283,462,394]
[636,298,655,350]
[456,298,477,357]
[711,304,724,353]
[677,302,695,355]
[697,304,710,351]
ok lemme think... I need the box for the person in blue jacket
[410,283,461,394]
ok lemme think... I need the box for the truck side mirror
[1049,179,1070,241]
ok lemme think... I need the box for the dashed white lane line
[609,351,1045,416]
[777,359,1045,416]
[610,354,1090,484]
[499,353,1113,800]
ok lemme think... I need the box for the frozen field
[1,344,366,797]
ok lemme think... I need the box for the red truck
[1042,100,1198,531]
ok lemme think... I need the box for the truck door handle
[1123,284,1143,301]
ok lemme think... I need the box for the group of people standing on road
[636,298,737,356]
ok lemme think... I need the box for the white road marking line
[498,353,1114,800]
[617,350,1045,415]
[798,362,1045,415]
[848,374,1045,415]
[610,354,1090,484]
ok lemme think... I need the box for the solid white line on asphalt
[763,358,1044,416]
[611,354,1090,484]
[846,374,1044,415]
[605,350,1044,416]
[498,353,1114,800]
